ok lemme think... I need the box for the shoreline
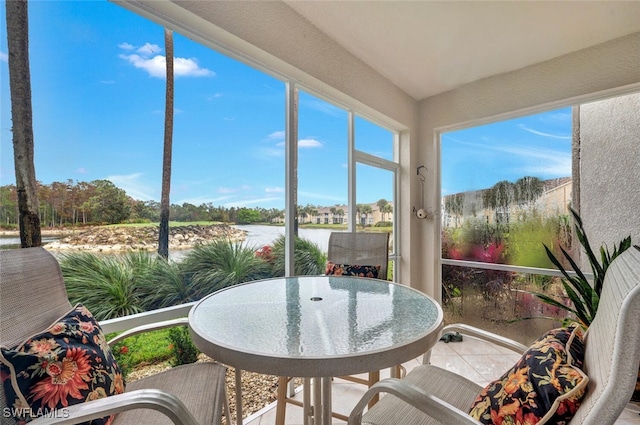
[0,228,78,237]
[1,224,247,252]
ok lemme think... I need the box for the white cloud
[298,190,345,202]
[518,124,571,140]
[266,130,285,141]
[258,147,285,158]
[222,197,281,208]
[174,57,214,77]
[137,43,161,56]
[119,53,167,78]
[119,42,214,79]
[176,195,232,205]
[100,80,115,84]
[301,98,347,118]
[265,187,284,193]
[76,167,88,174]
[218,187,237,194]
[107,173,157,201]
[218,185,251,194]
[299,138,323,148]
[0,52,7,62]
[274,138,323,148]
[496,145,572,176]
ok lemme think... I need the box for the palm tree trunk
[158,28,174,260]
[6,0,41,247]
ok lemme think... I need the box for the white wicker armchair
[0,247,230,425]
[349,246,640,425]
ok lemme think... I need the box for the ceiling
[284,1,640,101]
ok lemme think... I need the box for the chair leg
[223,388,232,425]
[276,376,288,425]
[368,371,380,407]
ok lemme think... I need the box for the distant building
[271,202,394,226]
[441,177,572,228]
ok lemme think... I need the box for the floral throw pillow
[325,261,381,279]
[0,304,125,424]
[469,323,589,425]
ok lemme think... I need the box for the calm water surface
[0,235,64,249]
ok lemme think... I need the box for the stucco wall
[579,93,640,261]
[418,32,640,298]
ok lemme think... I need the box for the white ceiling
[284,1,640,101]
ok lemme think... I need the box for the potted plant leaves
[528,207,635,399]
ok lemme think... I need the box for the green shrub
[374,221,393,227]
[168,326,199,366]
[270,235,327,276]
[138,258,194,309]
[60,252,152,320]
[181,239,272,296]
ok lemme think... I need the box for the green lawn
[109,328,176,377]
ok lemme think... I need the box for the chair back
[327,232,390,280]
[570,246,640,424]
[0,247,73,348]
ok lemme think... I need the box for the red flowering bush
[255,245,274,263]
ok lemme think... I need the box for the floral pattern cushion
[325,261,380,279]
[0,304,125,424]
[469,323,588,425]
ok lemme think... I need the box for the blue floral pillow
[325,261,380,279]
[0,304,124,424]
[469,323,588,425]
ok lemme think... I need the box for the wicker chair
[275,231,391,424]
[349,246,640,425]
[0,247,230,425]
[326,231,390,281]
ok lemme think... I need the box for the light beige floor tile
[462,353,520,381]
[429,340,461,356]
[429,354,486,383]
[446,338,511,356]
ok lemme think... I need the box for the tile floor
[244,336,640,425]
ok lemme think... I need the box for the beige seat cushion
[362,364,482,425]
[113,362,227,425]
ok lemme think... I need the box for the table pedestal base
[303,377,332,425]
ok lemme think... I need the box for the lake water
[0,235,66,250]
[0,225,335,256]
[233,225,334,252]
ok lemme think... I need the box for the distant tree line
[0,179,284,228]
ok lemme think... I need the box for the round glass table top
[189,275,443,377]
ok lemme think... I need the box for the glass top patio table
[188,275,443,378]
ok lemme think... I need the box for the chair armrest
[100,302,196,334]
[347,378,483,425]
[423,323,528,364]
[28,389,201,425]
[107,317,188,346]
[442,323,529,353]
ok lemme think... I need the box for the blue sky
[442,109,572,195]
[0,1,571,209]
